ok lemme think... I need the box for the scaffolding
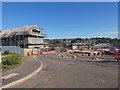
[0,25,47,48]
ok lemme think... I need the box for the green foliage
[79,48,83,51]
[2,54,22,70]
[2,65,9,69]
[2,50,11,55]
[46,38,120,49]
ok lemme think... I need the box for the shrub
[2,50,11,55]
[2,65,9,69]
[2,54,22,70]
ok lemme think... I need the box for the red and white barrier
[42,50,55,55]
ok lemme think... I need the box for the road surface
[13,54,118,88]
[2,56,41,86]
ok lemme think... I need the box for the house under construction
[0,25,47,49]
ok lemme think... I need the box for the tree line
[44,37,120,48]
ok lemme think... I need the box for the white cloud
[106,32,118,34]
[96,31,118,35]
[94,31,118,38]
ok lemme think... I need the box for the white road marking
[1,73,19,79]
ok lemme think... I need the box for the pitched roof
[1,25,44,37]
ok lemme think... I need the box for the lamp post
[92,39,96,57]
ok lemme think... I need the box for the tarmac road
[14,54,118,88]
[2,56,41,86]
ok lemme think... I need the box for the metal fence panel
[1,46,24,56]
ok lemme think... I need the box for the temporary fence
[24,48,55,56]
[1,46,24,56]
[42,50,56,55]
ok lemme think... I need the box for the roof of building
[0,25,45,38]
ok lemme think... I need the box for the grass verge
[2,54,23,71]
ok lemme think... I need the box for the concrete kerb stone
[0,61,43,89]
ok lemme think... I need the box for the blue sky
[0,2,2,29]
[2,2,118,39]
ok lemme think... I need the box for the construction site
[0,25,47,48]
[0,25,48,56]
[0,25,119,59]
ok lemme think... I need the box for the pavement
[1,55,11,58]
[13,54,118,88]
[1,55,41,87]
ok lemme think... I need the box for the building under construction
[0,25,47,49]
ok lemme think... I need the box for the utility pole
[92,39,96,56]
